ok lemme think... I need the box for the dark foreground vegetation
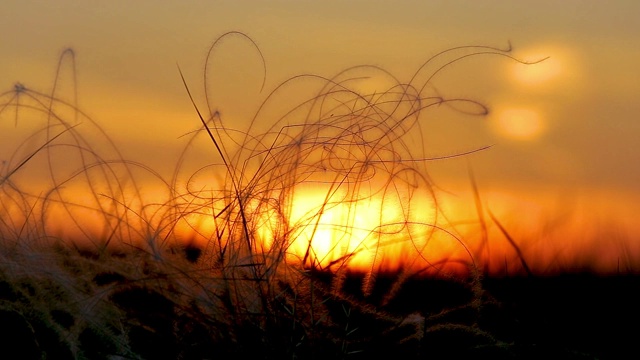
[1,247,637,360]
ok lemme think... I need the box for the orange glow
[511,48,561,86]
[492,107,545,140]
[510,45,582,90]
[172,184,640,276]
[6,179,638,277]
[119,180,484,274]
[512,55,561,86]
[283,186,409,270]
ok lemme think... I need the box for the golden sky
[2,1,639,273]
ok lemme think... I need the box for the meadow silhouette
[0,32,637,359]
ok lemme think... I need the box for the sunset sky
[2,1,639,274]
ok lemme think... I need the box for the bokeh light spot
[494,107,545,141]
